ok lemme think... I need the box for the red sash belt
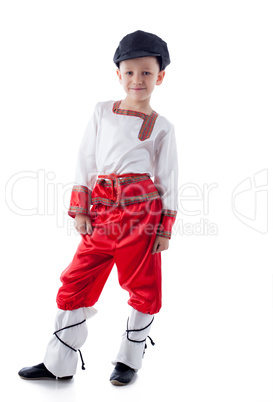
[68,172,177,238]
[97,173,150,205]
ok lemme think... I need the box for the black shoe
[110,362,135,386]
[18,363,73,380]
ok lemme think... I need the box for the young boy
[18,30,178,386]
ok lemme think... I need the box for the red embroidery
[92,191,160,207]
[68,185,92,218]
[92,173,161,206]
[156,209,177,239]
[112,100,158,141]
[162,209,177,218]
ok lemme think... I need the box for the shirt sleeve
[68,103,99,218]
[154,123,179,239]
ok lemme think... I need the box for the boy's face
[117,57,165,104]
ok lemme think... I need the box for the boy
[18,30,178,386]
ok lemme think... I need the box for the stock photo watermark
[5,170,73,229]
[176,182,218,236]
[5,168,269,236]
[231,168,268,234]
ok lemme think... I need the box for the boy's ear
[156,70,165,86]
[116,69,122,84]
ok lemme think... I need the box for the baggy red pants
[57,174,163,315]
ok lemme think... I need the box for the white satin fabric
[112,307,154,371]
[43,307,97,377]
[43,306,153,377]
[74,100,178,212]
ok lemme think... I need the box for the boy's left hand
[151,235,169,254]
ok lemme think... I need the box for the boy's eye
[125,71,151,76]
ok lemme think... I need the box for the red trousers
[57,174,163,315]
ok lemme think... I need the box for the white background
[1,0,273,401]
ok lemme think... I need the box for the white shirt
[74,100,178,212]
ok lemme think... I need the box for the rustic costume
[19,30,178,385]
[43,98,178,378]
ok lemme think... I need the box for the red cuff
[156,209,177,239]
[68,185,92,218]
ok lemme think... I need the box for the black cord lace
[53,319,86,370]
[126,316,155,356]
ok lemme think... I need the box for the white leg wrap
[43,307,97,377]
[112,307,155,371]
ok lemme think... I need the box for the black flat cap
[113,30,170,71]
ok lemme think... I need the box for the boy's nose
[133,74,143,85]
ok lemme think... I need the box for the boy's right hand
[74,214,93,235]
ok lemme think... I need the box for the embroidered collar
[112,100,159,141]
[112,100,155,119]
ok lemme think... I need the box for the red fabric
[157,210,177,239]
[68,186,91,218]
[57,195,163,315]
[68,173,177,238]
[91,173,161,207]
[68,173,161,217]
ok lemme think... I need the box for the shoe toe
[18,363,56,380]
[110,363,135,386]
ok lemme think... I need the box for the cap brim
[115,50,161,65]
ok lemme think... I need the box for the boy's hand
[151,235,169,254]
[75,214,93,235]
